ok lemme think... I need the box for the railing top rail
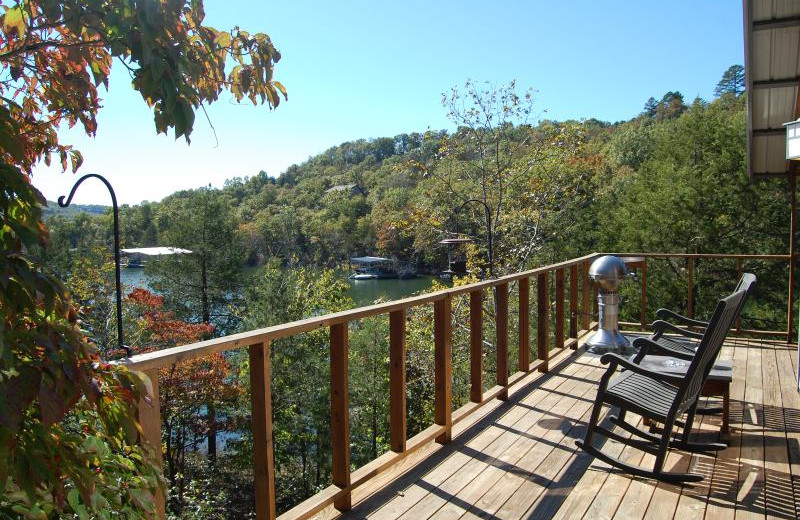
[117,251,787,371]
[605,252,790,260]
[117,253,598,371]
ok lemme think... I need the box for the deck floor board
[326,339,799,520]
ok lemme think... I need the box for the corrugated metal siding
[746,0,800,179]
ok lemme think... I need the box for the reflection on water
[121,268,447,308]
[120,268,152,291]
[346,276,444,306]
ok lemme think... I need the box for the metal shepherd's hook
[58,174,130,357]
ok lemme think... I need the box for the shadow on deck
[320,337,800,520]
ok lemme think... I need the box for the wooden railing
[121,251,791,519]
[609,253,792,338]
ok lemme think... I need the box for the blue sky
[32,1,745,205]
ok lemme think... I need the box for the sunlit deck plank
[396,352,595,519]
[573,416,648,520]
[487,373,598,518]
[735,343,765,520]
[669,344,737,520]
[325,339,798,520]
[761,343,795,520]
[703,341,750,520]
[774,347,800,520]
[536,353,644,520]
[454,358,602,519]
[361,349,587,519]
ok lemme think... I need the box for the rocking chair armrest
[651,320,704,340]
[631,336,696,363]
[655,308,709,329]
[599,353,687,386]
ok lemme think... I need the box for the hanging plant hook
[59,174,130,357]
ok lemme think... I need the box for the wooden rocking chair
[637,272,756,360]
[576,289,746,483]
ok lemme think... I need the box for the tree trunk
[207,400,217,463]
[200,254,217,461]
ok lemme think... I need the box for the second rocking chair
[576,289,746,483]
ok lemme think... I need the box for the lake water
[345,275,444,305]
[120,268,444,308]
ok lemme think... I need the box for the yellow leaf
[273,81,288,99]
[1,6,26,38]
[214,31,231,48]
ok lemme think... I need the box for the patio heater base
[586,329,631,354]
[586,280,633,355]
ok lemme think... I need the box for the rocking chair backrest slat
[732,272,757,320]
[674,289,746,415]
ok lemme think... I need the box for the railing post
[555,268,565,349]
[687,257,695,319]
[519,278,531,370]
[139,369,165,519]
[640,258,648,328]
[582,260,591,330]
[496,283,509,401]
[435,296,453,443]
[569,264,578,344]
[736,258,743,331]
[330,323,351,511]
[469,290,483,403]
[537,272,550,373]
[389,310,406,453]
[249,342,277,520]
[789,172,797,343]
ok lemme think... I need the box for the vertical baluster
[469,290,483,403]
[519,278,531,370]
[250,342,276,520]
[582,260,591,330]
[389,310,406,453]
[537,272,550,373]
[434,297,453,443]
[139,369,165,519]
[569,264,578,344]
[496,283,509,401]
[687,257,695,319]
[555,268,565,349]
[330,323,351,511]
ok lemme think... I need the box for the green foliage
[241,263,353,512]
[67,248,119,355]
[597,92,788,326]
[125,289,239,517]
[715,65,745,97]
[1,1,286,517]
[0,163,162,518]
[147,188,246,334]
[0,0,286,170]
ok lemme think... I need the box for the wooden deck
[322,338,800,520]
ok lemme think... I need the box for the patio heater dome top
[589,255,628,292]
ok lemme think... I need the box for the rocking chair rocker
[576,289,746,483]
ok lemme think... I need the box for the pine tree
[715,65,745,97]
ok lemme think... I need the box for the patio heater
[586,255,633,354]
